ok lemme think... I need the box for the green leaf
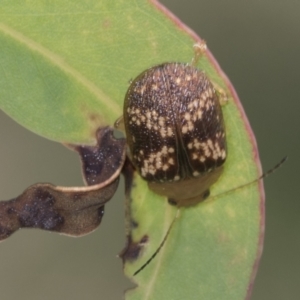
[0,1,263,299]
[0,0,208,144]
[119,5,263,300]
[124,96,263,299]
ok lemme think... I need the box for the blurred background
[0,0,299,299]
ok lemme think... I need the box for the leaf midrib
[0,22,122,115]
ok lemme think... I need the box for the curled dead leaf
[0,127,126,240]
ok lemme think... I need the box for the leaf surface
[0,1,264,299]
[0,0,209,144]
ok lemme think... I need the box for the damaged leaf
[71,126,126,186]
[0,127,126,240]
[0,181,116,240]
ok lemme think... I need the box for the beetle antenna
[133,208,180,276]
[133,156,287,276]
[209,156,288,201]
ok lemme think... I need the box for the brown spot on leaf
[119,235,149,262]
[122,158,135,200]
[122,158,136,237]
[102,19,111,29]
[120,159,164,270]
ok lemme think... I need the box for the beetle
[121,43,227,207]
[118,43,286,276]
